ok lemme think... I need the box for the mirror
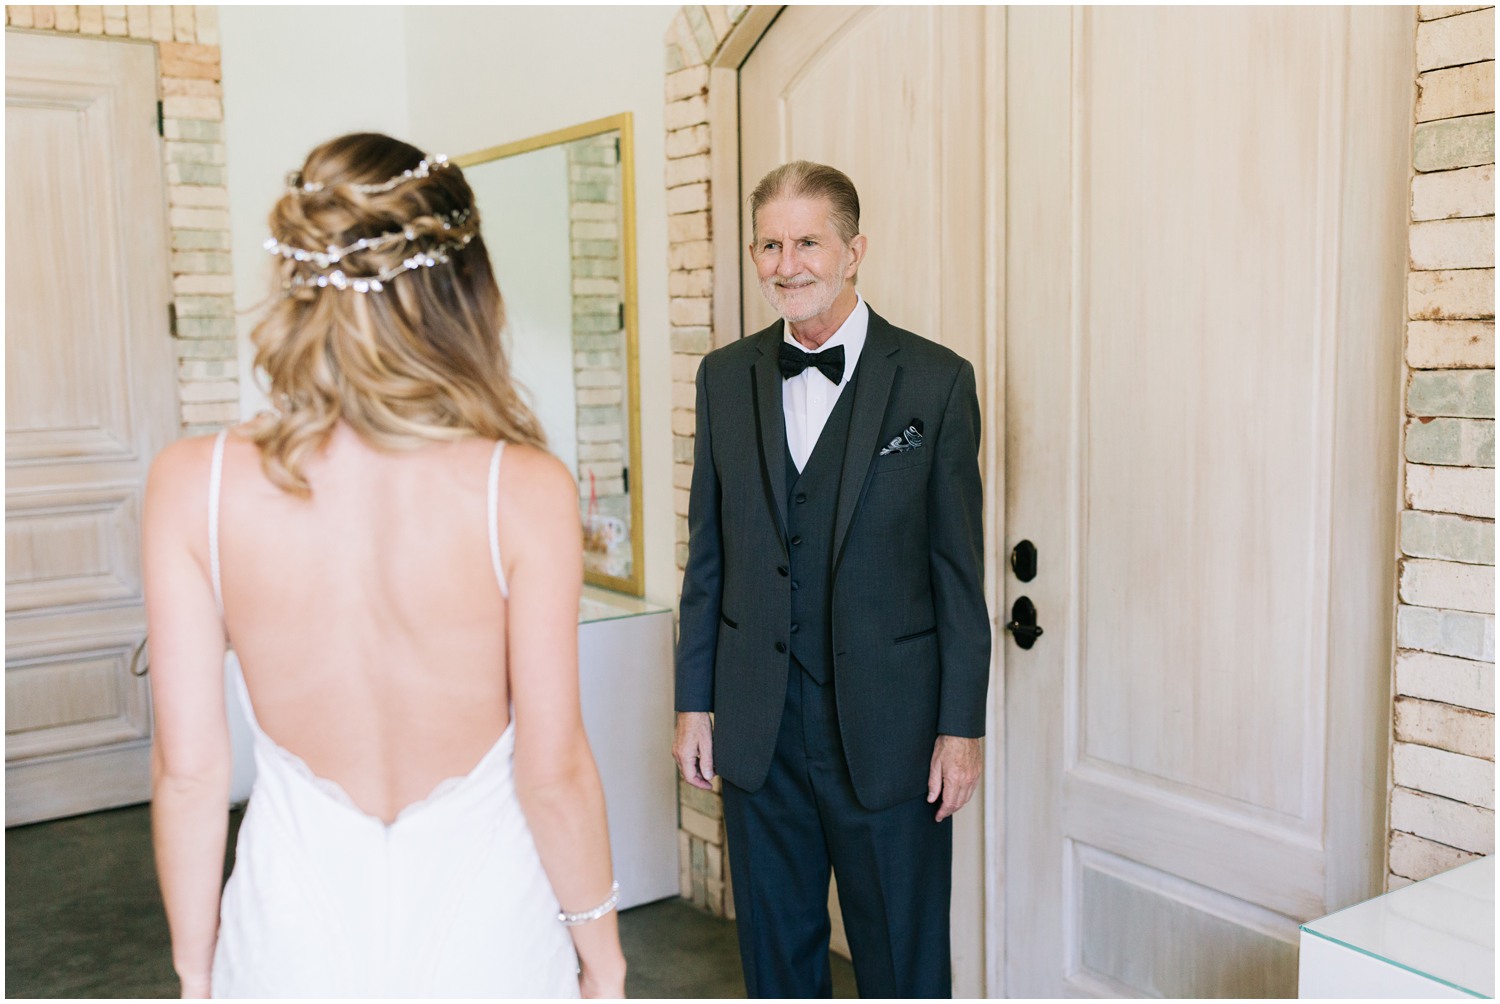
[457,114,644,595]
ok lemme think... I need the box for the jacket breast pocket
[873,449,928,474]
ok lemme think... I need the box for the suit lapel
[751,324,790,545]
[833,310,899,565]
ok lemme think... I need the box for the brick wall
[568,134,633,580]
[664,4,748,919]
[6,5,238,435]
[1388,4,1496,890]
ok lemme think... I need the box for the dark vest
[784,380,857,684]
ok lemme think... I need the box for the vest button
[777,564,789,577]
[791,580,799,591]
[790,623,800,634]
[795,493,808,504]
[775,641,787,653]
[791,535,803,545]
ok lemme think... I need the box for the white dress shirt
[782,294,869,472]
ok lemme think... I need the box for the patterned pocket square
[879,419,925,456]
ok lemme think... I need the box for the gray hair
[749,161,861,244]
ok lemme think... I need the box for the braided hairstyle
[250,132,546,496]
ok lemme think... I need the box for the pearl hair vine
[281,232,477,294]
[266,207,477,295]
[263,208,472,269]
[286,152,451,196]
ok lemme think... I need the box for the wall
[470,145,579,478]
[218,6,411,419]
[1387,3,1496,889]
[661,2,751,920]
[401,5,680,606]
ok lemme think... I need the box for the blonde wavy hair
[250,132,546,496]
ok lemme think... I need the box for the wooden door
[1003,7,1411,995]
[737,6,991,992]
[6,30,178,825]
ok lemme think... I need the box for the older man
[672,161,990,998]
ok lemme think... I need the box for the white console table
[1298,856,1494,999]
[576,587,678,911]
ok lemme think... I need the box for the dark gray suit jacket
[675,307,990,811]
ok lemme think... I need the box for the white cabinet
[577,588,679,910]
[1298,857,1494,999]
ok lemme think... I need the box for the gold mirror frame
[457,113,644,596]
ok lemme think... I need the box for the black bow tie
[779,342,845,384]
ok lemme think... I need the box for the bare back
[216,422,521,823]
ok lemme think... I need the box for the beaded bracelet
[558,880,620,926]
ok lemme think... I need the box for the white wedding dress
[206,432,580,998]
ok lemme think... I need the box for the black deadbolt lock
[1010,539,1038,582]
[1006,596,1044,650]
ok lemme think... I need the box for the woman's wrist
[559,879,619,926]
[571,917,626,973]
[579,950,627,982]
[178,974,211,999]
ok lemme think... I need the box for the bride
[143,133,626,998]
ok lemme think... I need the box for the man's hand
[927,734,982,822]
[673,711,716,790]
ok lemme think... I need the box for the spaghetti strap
[208,429,227,617]
[487,440,509,598]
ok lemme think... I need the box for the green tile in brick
[671,328,713,354]
[171,229,232,252]
[573,333,624,352]
[176,316,236,340]
[1401,510,1496,565]
[1414,113,1496,173]
[577,406,626,426]
[171,251,234,275]
[175,295,235,318]
[172,162,228,186]
[1409,369,1495,418]
[573,314,622,334]
[683,5,718,64]
[174,337,237,360]
[164,119,225,144]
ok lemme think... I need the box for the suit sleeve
[930,358,991,737]
[674,360,722,713]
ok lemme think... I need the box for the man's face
[750,196,864,325]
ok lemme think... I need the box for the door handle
[129,637,149,677]
[1005,597,1044,649]
[1010,539,1037,582]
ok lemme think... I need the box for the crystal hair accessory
[280,232,476,294]
[286,152,450,196]
[263,208,472,269]
[268,207,477,295]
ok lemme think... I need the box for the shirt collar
[781,293,868,387]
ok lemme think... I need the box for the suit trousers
[721,660,953,998]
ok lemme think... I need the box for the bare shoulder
[148,421,264,475]
[143,432,232,559]
[500,442,576,500]
[497,442,580,536]
[146,432,221,505]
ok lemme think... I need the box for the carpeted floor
[5,804,856,998]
